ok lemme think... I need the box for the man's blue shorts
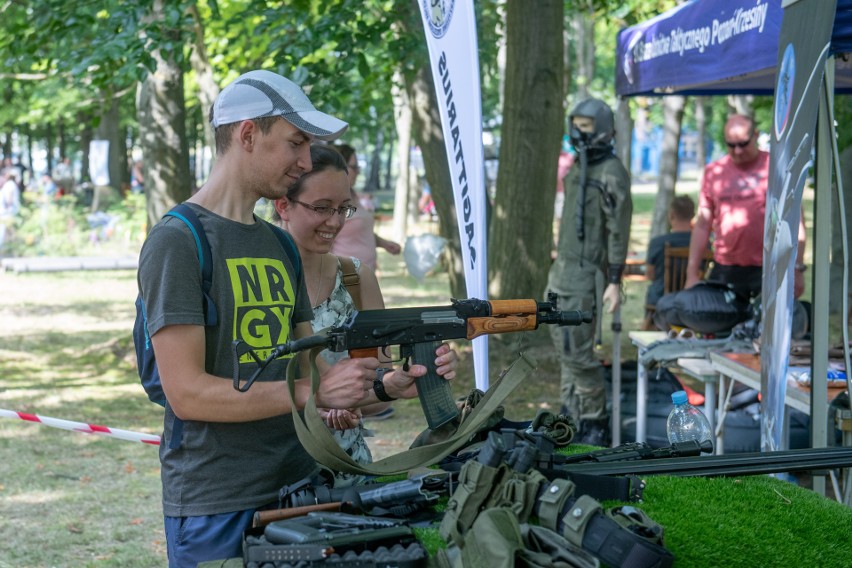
[164,504,272,567]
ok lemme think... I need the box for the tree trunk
[408,60,466,299]
[384,137,394,191]
[361,130,380,194]
[45,122,55,177]
[615,98,633,178]
[78,111,93,183]
[727,94,753,117]
[93,96,128,202]
[651,95,686,239]
[188,3,218,184]
[489,0,564,300]
[392,74,413,244]
[57,119,67,165]
[137,0,192,230]
[694,96,708,189]
[569,5,595,103]
[24,125,33,181]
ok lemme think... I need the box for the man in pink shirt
[685,114,805,300]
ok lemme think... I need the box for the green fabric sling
[286,347,537,476]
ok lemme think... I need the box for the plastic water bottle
[666,390,713,445]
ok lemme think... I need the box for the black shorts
[707,263,762,300]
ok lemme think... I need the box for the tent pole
[811,58,835,497]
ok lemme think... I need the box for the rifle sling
[542,469,641,503]
[286,347,537,476]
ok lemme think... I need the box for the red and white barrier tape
[0,408,160,445]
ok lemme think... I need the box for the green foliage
[4,191,147,258]
[8,195,89,257]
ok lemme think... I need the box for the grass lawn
[1,177,845,567]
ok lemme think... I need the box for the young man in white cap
[137,70,457,566]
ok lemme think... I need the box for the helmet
[569,98,615,150]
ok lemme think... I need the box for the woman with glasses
[272,144,457,484]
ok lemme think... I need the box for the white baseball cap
[211,70,348,141]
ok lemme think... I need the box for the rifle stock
[252,502,344,528]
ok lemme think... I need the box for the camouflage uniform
[547,135,632,428]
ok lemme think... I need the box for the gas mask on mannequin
[569,98,616,241]
[568,98,616,164]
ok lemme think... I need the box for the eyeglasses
[291,199,357,219]
[347,161,360,171]
[725,134,754,149]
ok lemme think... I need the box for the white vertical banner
[89,139,111,186]
[417,1,489,390]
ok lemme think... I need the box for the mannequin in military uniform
[547,98,632,446]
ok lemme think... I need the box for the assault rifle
[232,294,593,429]
[472,430,648,502]
[244,512,428,566]
[256,469,453,527]
[557,439,714,464]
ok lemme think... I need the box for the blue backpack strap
[166,203,218,327]
[264,220,302,283]
[159,203,219,449]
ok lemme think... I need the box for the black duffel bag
[653,281,751,335]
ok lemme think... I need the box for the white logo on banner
[424,0,454,38]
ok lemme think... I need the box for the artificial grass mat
[626,474,852,567]
[413,473,852,567]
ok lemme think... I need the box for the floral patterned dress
[311,256,373,484]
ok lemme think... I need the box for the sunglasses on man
[725,133,754,149]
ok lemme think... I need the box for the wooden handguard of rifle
[466,299,539,340]
[349,347,380,359]
[252,502,344,528]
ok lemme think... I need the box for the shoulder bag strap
[336,256,362,310]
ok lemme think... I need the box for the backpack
[133,203,301,448]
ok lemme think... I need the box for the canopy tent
[614,0,852,485]
[616,0,852,97]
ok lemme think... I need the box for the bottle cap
[671,390,688,405]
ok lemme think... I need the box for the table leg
[705,378,717,455]
[716,373,726,455]
[611,370,621,447]
[636,361,648,443]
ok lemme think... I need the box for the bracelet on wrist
[372,368,397,402]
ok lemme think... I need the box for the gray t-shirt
[138,204,314,517]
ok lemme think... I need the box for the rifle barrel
[561,447,852,478]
